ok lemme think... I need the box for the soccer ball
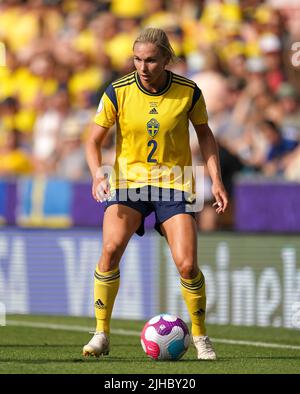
[141,314,190,360]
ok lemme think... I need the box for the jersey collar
[135,70,172,96]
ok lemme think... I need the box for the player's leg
[160,214,205,332]
[83,204,142,357]
[160,213,216,360]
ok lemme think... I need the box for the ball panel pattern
[141,314,190,361]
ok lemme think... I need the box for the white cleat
[83,332,110,357]
[193,336,217,360]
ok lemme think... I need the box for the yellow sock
[180,271,207,337]
[94,266,120,334]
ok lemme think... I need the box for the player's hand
[92,175,111,203]
[211,180,228,214]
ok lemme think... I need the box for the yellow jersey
[94,70,208,193]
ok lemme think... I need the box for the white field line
[6,319,300,351]
[7,320,140,336]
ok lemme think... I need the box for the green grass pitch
[0,314,300,374]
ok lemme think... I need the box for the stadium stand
[0,0,299,231]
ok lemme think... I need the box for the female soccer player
[84,28,228,360]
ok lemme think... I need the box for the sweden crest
[147,118,160,137]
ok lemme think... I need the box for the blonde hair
[133,27,176,63]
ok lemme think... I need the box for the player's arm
[194,123,228,214]
[85,122,110,202]
[189,87,228,213]
[86,83,117,202]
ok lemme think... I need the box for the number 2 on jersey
[147,140,158,163]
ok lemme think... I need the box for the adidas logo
[149,108,158,114]
[192,309,205,317]
[95,299,106,309]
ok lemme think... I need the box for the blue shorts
[104,187,196,236]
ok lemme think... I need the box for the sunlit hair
[133,27,176,64]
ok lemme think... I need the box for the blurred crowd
[0,0,300,229]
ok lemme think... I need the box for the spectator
[260,119,298,176]
[277,82,300,142]
[0,129,33,176]
[259,33,285,93]
[54,117,89,180]
[0,0,300,232]
[32,89,70,174]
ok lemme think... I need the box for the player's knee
[177,258,197,279]
[102,242,122,264]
